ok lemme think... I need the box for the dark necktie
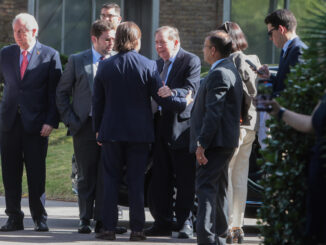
[100,56,105,61]
[20,50,28,79]
[160,60,171,83]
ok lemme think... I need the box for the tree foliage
[257,1,326,244]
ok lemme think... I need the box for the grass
[0,123,77,201]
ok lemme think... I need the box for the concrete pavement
[0,197,262,244]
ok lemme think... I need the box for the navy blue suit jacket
[156,48,201,149]
[272,37,307,95]
[0,41,62,133]
[92,50,187,143]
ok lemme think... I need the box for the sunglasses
[267,27,277,38]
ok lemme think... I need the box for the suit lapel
[166,48,184,86]
[13,46,21,82]
[83,50,94,92]
[24,41,42,80]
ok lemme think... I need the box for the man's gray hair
[155,26,180,43]
[12,13,39,37]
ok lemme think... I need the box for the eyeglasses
[100,14,119,19]
[267,27,277,38]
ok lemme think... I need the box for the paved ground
[0,197,262,244]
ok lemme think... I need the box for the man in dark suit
[56,20,126,234]
[92,22,192,241]
[0,13,62,232]
[190,31,242,245]
[145,26,201,239]
[258,9,307,96]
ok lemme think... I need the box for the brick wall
[159,0,224,64]
[0,0,27,46]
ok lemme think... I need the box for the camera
[256,80,273,112]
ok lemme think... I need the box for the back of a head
[207,30,232,58]
[217,21,248,52]
[12,13,39,36]
[101,3,120,15]
[91,19,115,39]
[265,9,297,32]
[114,21,142,52]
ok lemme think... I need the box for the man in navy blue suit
[258,9,307,96]
[92,21,192,241]
[0,13,61,232]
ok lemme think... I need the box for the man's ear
[91,36,97,45]
[174,39,179,48]
[279,25,288,34]
[32,29,37,37]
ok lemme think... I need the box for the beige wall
[0,0,27,46]
[159,0,224,63]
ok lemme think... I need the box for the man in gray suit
[56,20,120,234]
[190,31,243,245]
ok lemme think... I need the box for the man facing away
[145,26,201,239]
[258,9,307,96]
[56,20,126,234]
[0,13,62,232]
[190,30,243,245]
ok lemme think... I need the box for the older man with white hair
[0,13,62,232]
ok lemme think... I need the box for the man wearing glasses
[100,3,122,26]
[258,9,307,96]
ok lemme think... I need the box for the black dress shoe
[0,216,24,232]
[144,225,171,236]
[94,221,103,233]
[130,231,146,241]
[78,220,91,234]
[95,230,116,240]
[116,226,127,234]
[34,219,49,232]
[178,224,193,239]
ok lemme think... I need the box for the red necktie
[20,50,28,79]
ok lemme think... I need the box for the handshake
[157,85,193,106]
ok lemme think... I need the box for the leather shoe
[144,225,171,236]
[94,221,103,233]
[78,220,91,234]
[130,231,146,241]
[0,216,24,232]
[34,219,49,232]
[95,230,116,240]
[178,224,193,238]
[116,226,127,234]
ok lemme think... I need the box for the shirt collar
[211,58,226,70]
[92,47,103,63]
[282,35,297,55]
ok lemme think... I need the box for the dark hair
[217,21,248,52]
[155,26,180,43]
[207,30,232,58]
[114,21,141,52]
[265,9,297,32]
[91,19,115,39]
[101,3,121,15]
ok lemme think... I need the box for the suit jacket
[56,49,116,135]
[230,51,261,131]
[0,41,61,133]
[190,58,243,153]
[92,50,187,143]
[156,48,201,149]
[272,37,307,95]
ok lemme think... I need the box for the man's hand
[96,132,102,146]
[40,124,53,137]
[196,145,208,165]
[257,64,270,79]
[185,90,193,106]
[263,99,281,117]
[158,85,172,98]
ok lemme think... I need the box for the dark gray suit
[56,49,108,222]
[190,58,242,245]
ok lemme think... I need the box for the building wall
[159,0,224,63]
[0,0,27,46]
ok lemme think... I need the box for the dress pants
[227,129,256,228]
[150,136,196,229]
[73,117,102,221]
[0,113,48,221]
[101,141,149,232]
[196,147,235,245]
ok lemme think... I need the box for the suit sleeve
[56,55,81,129]
[46,50,62,128]
[150,65,187,112]
[197,70,231,149]
[92,63,105,133]
[0,48,4,83]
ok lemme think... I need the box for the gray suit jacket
[56,49,114,135]
[190,58,243,152]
